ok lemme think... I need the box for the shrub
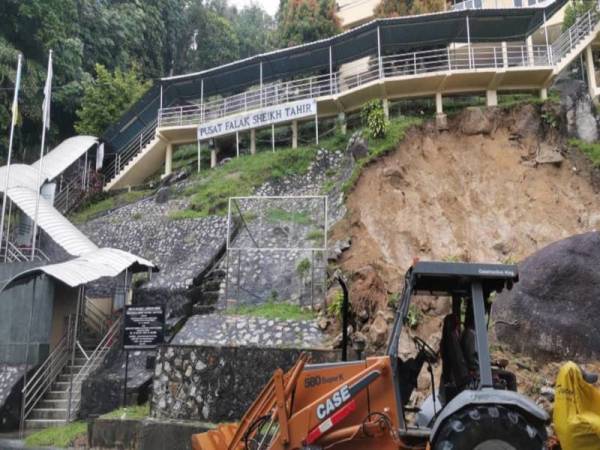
[327,289,345,317]
[361,100,389,139]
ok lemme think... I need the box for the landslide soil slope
[334,106,600,291]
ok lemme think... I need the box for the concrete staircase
[25,351,93,429]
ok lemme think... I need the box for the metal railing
[551,7,600,64]
[158,43,551,128]
[20,315,76,430]
[0,239,50,263]
[103,119,158,184]
[451,0,554,11]
[83,297,111,337]
[66,315,122,421]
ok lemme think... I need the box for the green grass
[170,146,321,219]
[100,403,150,420]
[70,189,152,224]
[25,421,87,448]
[225,301,316,321]
[342,116,423,195]
[306,229,324,242]
[569,138,600,166]
[266,208,312,225]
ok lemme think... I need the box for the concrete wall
[0,262,55,366]
[49,283,78,350]
[151,345,340,423]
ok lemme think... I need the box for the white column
[200,79,204,122]
[466,16,472,69]
[164,143,173,176]
[486,90,498,107]
[292,120,298,149]
[377,26,383,79]
[236,132,240,157]
[435,92,443,114]
[271,124,275,152]
[526,36,534,66]
[250,129,256,155]
[329,46,333,94]
[540,88,548,101]
[382,98,390,120]
[502,42,508,68]
[585,45,598,98]
[211,148,217,168]
[259,62,263,107]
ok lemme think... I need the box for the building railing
[20,314,76,431]
[451,0,554,11]
[0,239,50,263]
[551,7,600,64]
[103,119,158,184]
[158,44,551,129]
[66,315,122,421]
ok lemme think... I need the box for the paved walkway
[172,314,329,349]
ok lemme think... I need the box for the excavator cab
[192,261,550,450]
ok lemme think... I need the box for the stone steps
[25,418,69,429]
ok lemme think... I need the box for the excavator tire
[432,405,547,450]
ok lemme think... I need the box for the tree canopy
[276,0,341,48]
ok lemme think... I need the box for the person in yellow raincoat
[553,361,600,450]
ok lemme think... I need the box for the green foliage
[306,229,324,242]
[171,147,316,219]
[569,138,600,166]
[267,208,312,225]
[75,64,150,136]
[100,403,150,420]
[562,0,595,31]
[296,258,311,279]
[25,421,87,448]
[405,304,423,329]
[327,290,345,318]
[342,115,423,195]
[226,301,315,320]
[234,4,276,58]
[376,0,446,17]
[443,254,462,262]
[276,0,341,47]
[361,100,389,139]
[70,189,152,224]
[388,292,400,308]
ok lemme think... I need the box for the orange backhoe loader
[192,261,549,450]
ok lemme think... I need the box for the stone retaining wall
[151,344,340,422]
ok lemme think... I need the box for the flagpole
[0,54,23,261]
[31,50,52,261]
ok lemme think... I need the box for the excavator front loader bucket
[192,424,240,450]
[191,354,309,450]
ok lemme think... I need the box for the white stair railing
[551,7,600,64]
[66,315,123,422]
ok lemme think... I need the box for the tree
[562,0,595,31]
[375,0,446,17]
[75,65,150,137]
[276,0,341,48]
[233,3,276,59]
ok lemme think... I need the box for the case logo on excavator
[316,385,351,420]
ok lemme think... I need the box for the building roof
[31,136,98,182]
[2,247,157,289]
[0,164,45,192]
[6,186,98,256]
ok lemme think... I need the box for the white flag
[41,51,53,130]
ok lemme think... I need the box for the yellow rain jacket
[553,361,600,450]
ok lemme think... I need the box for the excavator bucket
[191,354,309,450]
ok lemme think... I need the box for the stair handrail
[54,173,84,213]
[551,6,600,64]
[1,239,28,262]
[104,120,158,184]
[66,315,123,421]
[19,326,72,429]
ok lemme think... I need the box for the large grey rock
[459,107,494,135]
[555,79,599,143]
[494,232,600,361]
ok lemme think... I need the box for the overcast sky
[230,0,279,16]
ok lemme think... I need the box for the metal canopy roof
[6,186,98,256]
[0,164,44,192]
[102,0,567,151]
[2,247,157,290]
[31,136,98,182]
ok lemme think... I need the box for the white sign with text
[197,99,317,140]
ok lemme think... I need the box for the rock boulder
[494,232,600,361]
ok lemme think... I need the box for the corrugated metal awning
[0,164,45,192]
[30,136,98,182]
[2,247,157,289]
[7,187,98,256]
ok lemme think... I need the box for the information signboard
[123,305,165,350]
